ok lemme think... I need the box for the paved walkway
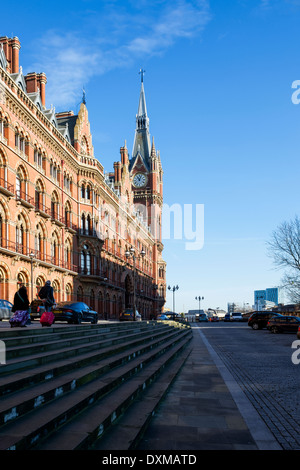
[137,324,282,451]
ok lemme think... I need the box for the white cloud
[30,1,211,109]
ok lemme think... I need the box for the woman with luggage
[10,285,30,327]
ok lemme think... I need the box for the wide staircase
[0,320,192,450]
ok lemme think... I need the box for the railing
[51,211,65,225]
[0,177,14,194]
[35,201,51,216]
[16,189,34,206]
[65,220,77,231]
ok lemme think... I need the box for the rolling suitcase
[9,310,29,328]
[40,311,55,327]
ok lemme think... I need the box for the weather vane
[139,68,146,83]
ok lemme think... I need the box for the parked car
[267,315,300,334]
[29,299,46,319]
[166,313,181,321]
[52,301,98,324]
[0,299,12,320]
[248,311,282,330]
[231,312,243,322]
[156,314,169,321]
[208,315,219,322]
[198,313,208,322]
[119,308,142,322]
[224,313,231,322]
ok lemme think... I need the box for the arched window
[81,244,92,275]
[16,214,26,254]
[77,285,84,302]
[66,283,72,301]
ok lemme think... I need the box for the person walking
[12,285,30,312]
[10,285,30,327]
[38,280,56,312]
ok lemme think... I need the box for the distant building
[254,287,283,311]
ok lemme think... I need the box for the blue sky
[2,0,300,311]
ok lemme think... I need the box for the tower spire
[132,70,151,165]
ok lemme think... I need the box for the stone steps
[0,321,192,450]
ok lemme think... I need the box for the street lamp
[29,252,35,302]
[195,295,204,312]
[125,246,146,320]
[168,285,179,313]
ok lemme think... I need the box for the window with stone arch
[0,200,7,248]
[16,213,27,254]
[35,275,46,299]
[64,200,72,228]
[16,165,27,200]
[51,191,60,220]
[17,271,29,290]
[51,231,60,266]
[65,283,73,302]
[64,237,72,269]
[34,223,45,260]
[52,279,60,303]
[35,179,45,211]
[77,285,84,302]
[0,265,9,299]
[80,243,92,275]
[0,147,7,182]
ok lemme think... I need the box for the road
[198,321,300,450]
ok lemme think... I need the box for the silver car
[0,300,13,320]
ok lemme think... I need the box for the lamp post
[195,295,204,313]
[125,246,146,320]
[168,285,179,313]
[29,251,35,301]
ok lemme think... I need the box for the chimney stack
[0,36,21,73]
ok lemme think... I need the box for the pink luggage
[40,311,55,327]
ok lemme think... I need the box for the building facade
[0,36,166,319]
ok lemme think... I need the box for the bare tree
[267,216,300,303]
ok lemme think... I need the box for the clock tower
[129,71,166,312]
[130,71,163,234]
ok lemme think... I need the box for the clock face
[133,173,147,188]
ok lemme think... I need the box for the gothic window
[77,286,84,302]
[35,180,44,210]
[51,232,60,266]
[16,214,26,254]
[86,184,91,200]
[66,283,72,301]
[65,201,72,227]
[81,183,85,199]
[81,244,92,275]
[34,147,42,168]
[51,192,59,220]
[52,280,60,303]
[81,213,86,234]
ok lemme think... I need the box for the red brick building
[0,36,166,319]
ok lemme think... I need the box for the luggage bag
[9,310,29,328]
[40,311,55,327]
